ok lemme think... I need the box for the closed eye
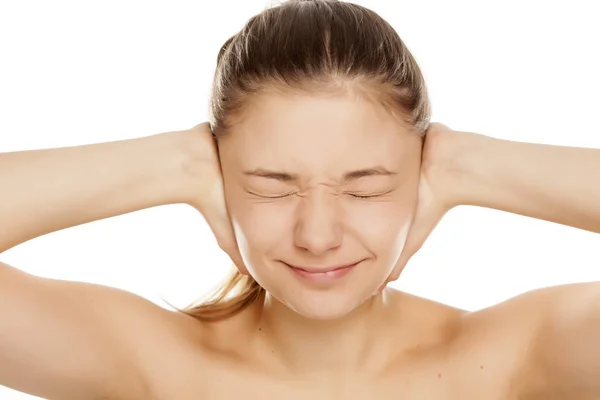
[345,189,394,199]
[245,189,295,199]
[348,193,380,199]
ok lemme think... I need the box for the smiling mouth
[282,261,362,282]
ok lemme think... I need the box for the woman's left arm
[390,123,600,394]
[451,129,600,233]
[442,126,600,395]
[391,124,600,280]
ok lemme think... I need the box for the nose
[293,190,343,256]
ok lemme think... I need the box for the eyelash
[348,193,380,199]
[265,193,295,199]
[250,191,381,199]
[246,190,295,199]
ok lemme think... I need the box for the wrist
[144,128,206,206]
[431,128,502,209]
[447,130,507,208]
[168,123,221,207]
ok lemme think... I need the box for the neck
[252,289,396,375]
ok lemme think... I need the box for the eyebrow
[243,166,397,182]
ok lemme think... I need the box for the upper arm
[527,282,600,396]
[0,261,164,400]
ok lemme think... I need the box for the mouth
[282,261,362,283]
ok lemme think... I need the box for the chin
[283,291,374,320]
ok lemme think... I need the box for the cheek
[222,176,289,252]
[229,201,291,256]
[346,201,413,252]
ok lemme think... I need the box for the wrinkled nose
[293,191,342,256]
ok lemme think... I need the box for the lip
[287,264,358,273]
[283,261,362,283]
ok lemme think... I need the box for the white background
[1,0,599,398]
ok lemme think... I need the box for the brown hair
[176,0,431,321]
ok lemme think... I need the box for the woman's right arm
[0,125,234,399]
[1,128,200,254]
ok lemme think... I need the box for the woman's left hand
[383,122,476,286]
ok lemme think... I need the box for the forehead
[222,92,417,173]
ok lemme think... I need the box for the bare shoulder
[138,300,270,400]
[384,289,465,338]
[0,261,206,399]
[458,282,600,353]
[449,283,599,397]
[102,289,215,398]
[383,288,551,396]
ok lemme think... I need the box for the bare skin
[0,91,599,399]
[144,289,546,400]
[0,263,546,399]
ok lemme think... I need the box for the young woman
[1,1,599,399]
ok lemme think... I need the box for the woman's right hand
[181,122,246,274]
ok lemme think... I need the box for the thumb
[200,180,248,275]
[204,208,247,275]
[386,181,447,284]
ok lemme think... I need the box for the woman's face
[218,90,422,319]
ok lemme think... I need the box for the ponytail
[169,268,264,321]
